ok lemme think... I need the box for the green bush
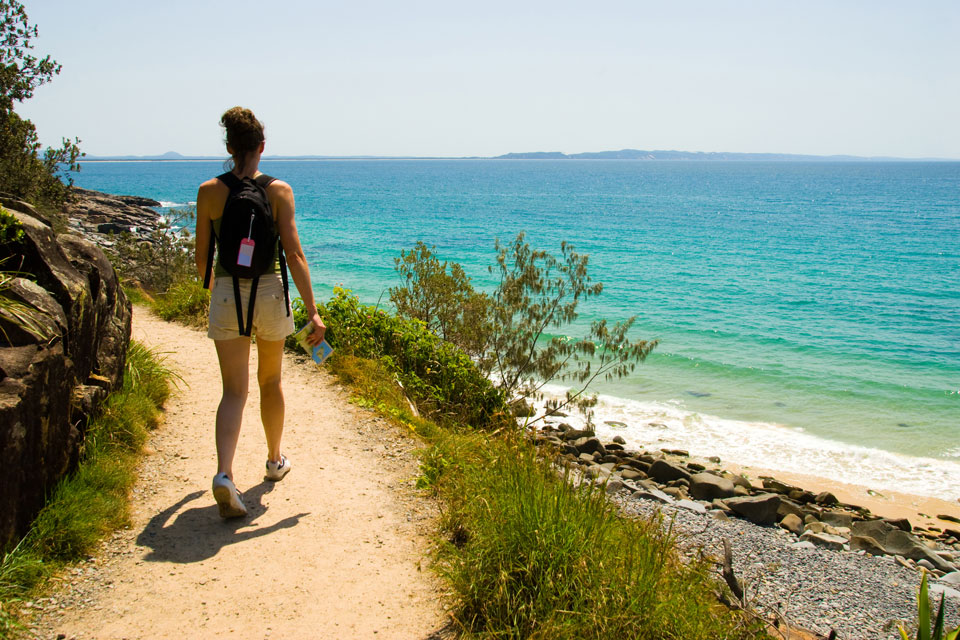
[292,288,509,429]
[0,207,23,245]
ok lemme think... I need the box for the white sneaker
[265,455,291,482]
[212,473,247,518]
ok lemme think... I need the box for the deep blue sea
[72,159,960,498]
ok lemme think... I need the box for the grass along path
[28,307,447,639]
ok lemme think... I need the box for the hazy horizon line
[81,147,960,162]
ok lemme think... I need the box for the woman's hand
[305,312,326,346]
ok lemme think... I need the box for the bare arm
[194,179,220,284]
[272,180,326,344]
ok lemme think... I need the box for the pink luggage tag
[237,213,256,267]
[237,238,255,267]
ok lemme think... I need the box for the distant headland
[82,149,952,162]
[493,149,948,161]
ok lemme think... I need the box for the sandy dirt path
[31,308,449,639]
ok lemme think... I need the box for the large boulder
[648,459,692,484]
[560,428,595,441]
[820,510,855,529]
[800,531,848,550]
[0,207,131,549]
[850,520,956,573]
[689,472,736,501]
[725,493,782,526]
[573,437,606,457]
[849,535,887,556]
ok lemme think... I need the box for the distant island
[82,149,951,162]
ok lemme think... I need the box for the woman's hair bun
[221,106,265,158]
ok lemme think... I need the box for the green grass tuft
[431,433,758,639]
[152,277,209,326]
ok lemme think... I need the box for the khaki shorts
[207,273,295,341]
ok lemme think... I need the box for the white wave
[531,383,960,500]
[159,201,191,208]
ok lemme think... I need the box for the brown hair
[220,106,264,172]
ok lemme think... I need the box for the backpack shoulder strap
[278,243,290,317]
[216,172,242,190]
[202,219,216,290]
[261,172,288,314]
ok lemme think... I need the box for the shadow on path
[136,482,309,563]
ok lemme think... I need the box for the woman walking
[195,107,325,518]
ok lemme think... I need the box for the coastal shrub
[898,571,959,640]
[291,289,510,429]
[391,241,492,361]
[389,234,658,423]
[101,206,210,324]
[105,208,197,293]
[0,341,175,634]
[0,0,82,213]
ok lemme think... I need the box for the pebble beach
[616,491,960,639]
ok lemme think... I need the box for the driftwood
[722,537,745,604]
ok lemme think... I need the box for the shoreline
[531,385,959,507]
[527,398,960,541]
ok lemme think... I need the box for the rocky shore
[64,188,163,245]
[530,423,960,638]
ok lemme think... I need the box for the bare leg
[214,337,251,478]
[256,338,286,462]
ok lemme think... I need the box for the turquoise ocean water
[73,160,959,498]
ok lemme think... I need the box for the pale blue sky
[18,0,960,158]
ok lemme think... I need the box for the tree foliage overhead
[390,234,658,423]
[0,0,81,211]
[0,0,60,109]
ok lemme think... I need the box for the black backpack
[202,172,290,337]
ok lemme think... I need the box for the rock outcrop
[0,204,131,549]
[65,188,162,246]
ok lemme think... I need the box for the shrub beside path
[31,308,447,639]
